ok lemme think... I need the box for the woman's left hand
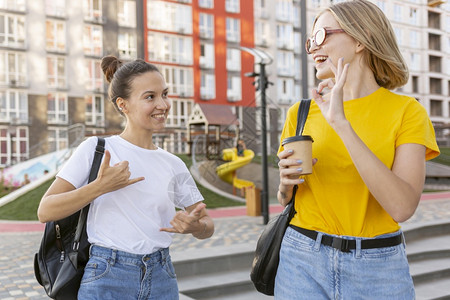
[312,57,350,129]
[160,202,208,235]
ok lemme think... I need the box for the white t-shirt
[57,135,204,254]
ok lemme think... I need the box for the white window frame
[148,33,193,65]
[225,0,240,13]
[166,99,193,127]
[84,24,103,56]
[277,51,294,77]
[199,13,214,39]
[0,13,25,48]
[277,23,293,49]
[199,0,213,9]
[159,65,194,97]
[45,0,66,17]
[47,55,66,89]
[0,89,28,123]
[0,51,26,87]
[226,18,240,43]
[227,75,241,102]
[84,0,102,21]
[118,32,137,60]
[147,1,192,34]
[47,92,68,124]
[118,0,136,28]
[226,48,241,72]
[0,126,28,167]
[46,19,66,52]
[85,94,105,126]
[85,59,103,92]
[0,0,25,11]
[200,73,215,99]
[48,126,68,152]
[200,42,215,69]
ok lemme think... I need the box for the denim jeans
[78,245,179,300]
[275,227,415,299]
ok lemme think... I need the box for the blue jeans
[78,245,179,300]
[275,227,415,299]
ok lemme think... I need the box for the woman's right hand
[94,150,144,193]
[277,149,317,206]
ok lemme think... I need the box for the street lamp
[239,46,273,225]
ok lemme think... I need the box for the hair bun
[101,55,123,83]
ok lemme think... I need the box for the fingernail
[299,179,305,183]
[297,160,302,164]
[288,150,293,153]
[297,168,303,172]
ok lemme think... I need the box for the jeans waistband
[289,225,403,253]
[89,244,169,265]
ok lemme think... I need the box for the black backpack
[34,137,105,299]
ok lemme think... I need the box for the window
[84,25,102,56]
[294,57,301,80]
[0,126,28,166]
[430,100,442,116]
[118,32,137,60]
[277,24,293,49]
[428,11,440,30]
[254,0,268,18]
[375,1,385,12]
[277,78,294,103]
[409,30,419,48]
[0,13,25,48]
[409,8,418,25]
[47,56,66,89]
[394,4,402,22]
[428,33,441,51]
[45,0,65,17]
[226,48,241,72]
[85,94,105,126]
[0,51,26,86]
[430,78,442,95]
[276,0,293,22]
[227,75,241,102]
[158,65,194,97]
[410,53,420,71]
[277,51,294,76]
[85,59,103,92]
[393,27,402,46]
[412,76,419,93]
[225,0,240,13]
[200,73,215,99]
[199,13,214,39]
[0,89,28,123]
[84,0,102,21]
[48,127,68,152]
[226,18,240,43]
[118,0,136,28]
[199,42,215,69]
[199,0,213,9]
[255,21,269,46]
[429,56,442,73]
[166,99,193,127]
[46,20,66,52]
[148,33,193,65]
[0,0,25,11]
[47,93,68,124]
[147,1,192,34]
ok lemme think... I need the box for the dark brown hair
[101,55,161,114]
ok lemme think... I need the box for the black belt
[289,225,403,253]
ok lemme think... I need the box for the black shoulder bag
[250,99,311,296]
[34,137,105,300]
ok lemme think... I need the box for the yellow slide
[216,148,255,190]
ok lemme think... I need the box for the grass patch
[0,179,52,220]
[0,154,242,220]
[431,147,450,166]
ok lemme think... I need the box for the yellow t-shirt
[278,87,440,237]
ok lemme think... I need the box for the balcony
[428,0,446,7]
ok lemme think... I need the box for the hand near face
[95,150,144,193]
[312,57,350,129]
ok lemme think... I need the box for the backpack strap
[73,137,105,251]
[295,99,311,136]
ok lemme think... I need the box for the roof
[188,103,239,126]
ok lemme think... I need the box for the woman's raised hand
[95,150,144,193]
[312,57,349,129]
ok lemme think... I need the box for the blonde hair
[314,0,408,89]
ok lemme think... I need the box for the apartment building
[0,0,448,169]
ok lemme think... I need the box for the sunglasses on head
[305,28,346,54]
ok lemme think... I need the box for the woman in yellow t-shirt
[275,1,439,299]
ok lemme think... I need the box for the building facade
[0,0,448,169]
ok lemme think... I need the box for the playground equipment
[216,147,255,195]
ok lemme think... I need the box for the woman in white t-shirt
[37,55,214,299]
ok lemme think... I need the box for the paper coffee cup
[281,135,314,176]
